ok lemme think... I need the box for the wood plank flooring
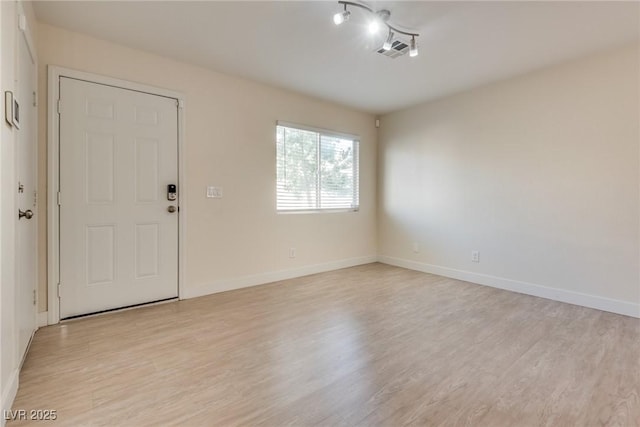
[9,263,640,426]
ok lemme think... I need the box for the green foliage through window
[277,124,359,211]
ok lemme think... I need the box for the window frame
[276,121,360,214]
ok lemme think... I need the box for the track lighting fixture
[333,1,419,58]
[409,36,418,57]
[370,9,390,34]
[368,19,380,34]
[383,30,394,51]
[333,4,350,25]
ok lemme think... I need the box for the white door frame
[47,66,187,325]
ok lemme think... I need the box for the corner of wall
[378,256,640,318]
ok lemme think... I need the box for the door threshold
[61,297,178,322]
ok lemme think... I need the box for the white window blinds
[276,123,359,212]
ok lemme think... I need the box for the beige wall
[36,23,377,311]
[378,45,639,309]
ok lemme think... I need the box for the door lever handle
[19,209,34,220]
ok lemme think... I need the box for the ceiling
[34,1,639,115]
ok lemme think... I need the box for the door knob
[167,205,177,213]
[19,209,34,220]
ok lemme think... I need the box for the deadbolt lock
[167,184,177,201]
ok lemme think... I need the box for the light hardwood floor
[9,263,640,426]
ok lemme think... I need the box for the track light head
[382,31,394,51]
[333,9,350,25]
[409,36,418,57]
[368,19,381,34]
[369,9,390,34]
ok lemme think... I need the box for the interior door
[15,21,38,360]
[59,77,179,318]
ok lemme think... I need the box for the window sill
[277,208,359,215]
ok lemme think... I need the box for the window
[276,122,359,212]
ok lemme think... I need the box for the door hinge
[57,191,61,206]
[33,91,37,107]
[57,99,62,114]
[57,283,61,298]
[33,290,36,305]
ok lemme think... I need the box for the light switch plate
[206,186,223,198]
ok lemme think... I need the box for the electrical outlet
[471,250,480,263]
[413,242,420,253]
[289,247,296,258]
[206,186,223,198]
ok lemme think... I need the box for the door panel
[59,78,178,318]
[15,28,38,360]
[135,223,159,278]
[135,138,159,202]
[86,132,115,203]
[86,225,115,285]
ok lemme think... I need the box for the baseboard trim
[37,311,48,328]
[1,368,19,427]
[378,256,640,318]
[183,255,378,299]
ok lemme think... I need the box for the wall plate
[13,97,20,129]
[5,91,14,127]
[206,186,223,198]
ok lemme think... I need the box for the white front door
[15,21,38,360]
[59,77,179,319]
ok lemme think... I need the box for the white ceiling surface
[34,1,639,115]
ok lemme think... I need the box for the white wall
[1,0,37,421]
[36,23,378,311]
[378,44,640,317]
